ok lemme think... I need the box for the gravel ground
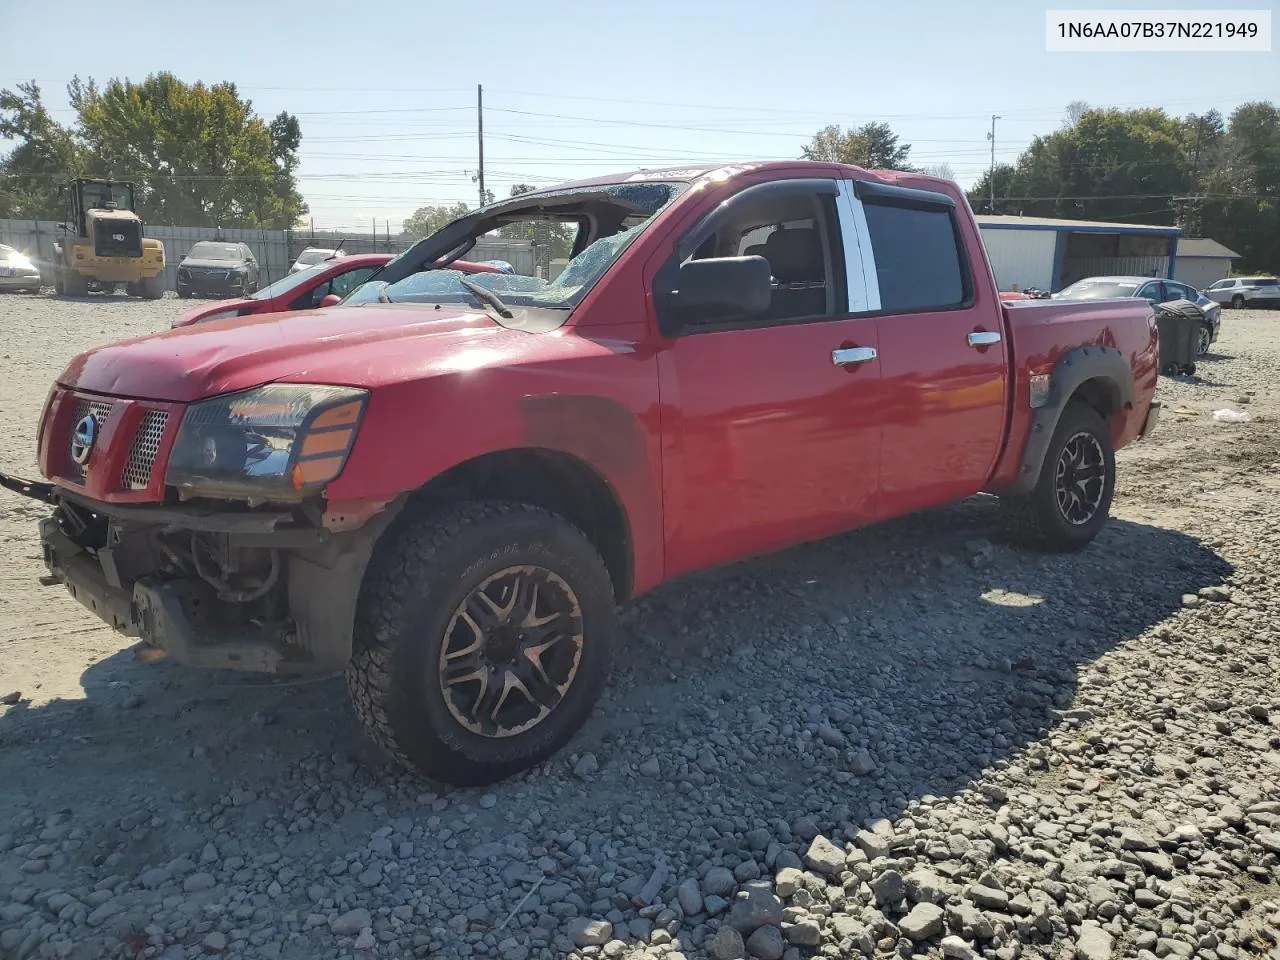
[2,293,1279,960]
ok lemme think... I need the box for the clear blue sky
[2,0,1274,230]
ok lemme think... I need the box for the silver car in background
[1053,275,1222,356]
[1205,276,1280,309]
[0,244,42,293]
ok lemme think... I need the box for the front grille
[121,411,169,490]
[68,399,114,479]
[93,218,143,258]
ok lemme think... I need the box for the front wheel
[141,273,164,299]
[61,269,89,297]
[1231,294,1245,308]
[1001,402,1115,552]
[347,501,616,785]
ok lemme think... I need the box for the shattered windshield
[344,181,682,312]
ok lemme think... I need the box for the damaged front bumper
[41,513,289,671]
[38,511,301,673]
[3,471,396,674]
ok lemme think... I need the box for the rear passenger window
[862,203,967,313]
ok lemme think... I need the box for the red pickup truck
[0,162,1160,785]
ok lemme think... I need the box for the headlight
[10,254,34,270]
[166,384,367,499]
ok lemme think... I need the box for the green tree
[1198,102,1280,273]
[967,100,1280,273]
[801,122,913,170]
[0,82,83,219]
[1,75,305,227]
[968,107,1191,222]
[69,73,305,228]
[400,200,471,240]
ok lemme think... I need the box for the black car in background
[176,241,260,298]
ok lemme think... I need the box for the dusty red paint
[34,161,1159,599]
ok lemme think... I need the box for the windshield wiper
[458,275,514,319]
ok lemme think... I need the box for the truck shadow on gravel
[0,496,1233,957]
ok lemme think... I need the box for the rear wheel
[1002,402,1115,552]
[347,500,616,785]
[1231,294,1245,308]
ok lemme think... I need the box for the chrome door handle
[832,346,877,367]
[967,331,1002,347]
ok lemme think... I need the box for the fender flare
[1003,345,1133,495]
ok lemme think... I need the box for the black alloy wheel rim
[438,565,585,738]
[1055,431,1107,525]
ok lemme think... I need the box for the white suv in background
[1205,276,1280,309]
[289,247,347,274]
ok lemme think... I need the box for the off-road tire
[177,288,192,299]
[1231,294,1245,308]
[1002,402,1115,552]
[346,500,616,785]
[61,269,89,297]
[141,273,164,299]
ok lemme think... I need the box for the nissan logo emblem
[70,414,98,466]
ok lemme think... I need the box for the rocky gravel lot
[2,293,1279,960]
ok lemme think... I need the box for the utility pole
[477,83,486,208]
[987,115,1000,214]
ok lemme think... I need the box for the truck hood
[58,304,517,402]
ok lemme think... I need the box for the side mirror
[670,256,772,324]
[318,294,342,308]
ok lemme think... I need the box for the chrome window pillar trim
[835,180,880,313]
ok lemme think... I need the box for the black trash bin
[1154,299,1203,376]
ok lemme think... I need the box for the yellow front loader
[53,179,165,298]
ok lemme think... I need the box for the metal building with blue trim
[976,215,1181,294]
